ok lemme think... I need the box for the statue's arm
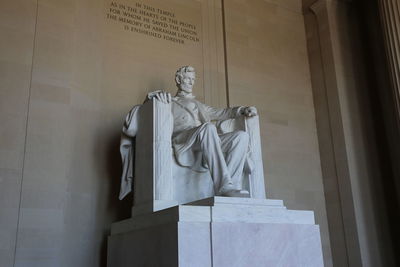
[201,102,258,121]
[200,103,240,121]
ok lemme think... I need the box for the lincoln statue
[148,66,257,197]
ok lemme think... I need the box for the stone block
[108,197,324,267]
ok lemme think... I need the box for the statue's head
[175,66,196,93]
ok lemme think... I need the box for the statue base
[107,197,324,267]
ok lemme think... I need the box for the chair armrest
[244,116,266,198]
[216,115,266,198]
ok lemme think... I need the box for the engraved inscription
[106,1,200,44]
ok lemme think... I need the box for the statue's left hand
[242,106,257,117]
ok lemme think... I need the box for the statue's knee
[235,130,249,145]
[236,130,249,139]
[203,122,217,134]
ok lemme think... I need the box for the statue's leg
[197,123,233,193]
[219,130,249,189]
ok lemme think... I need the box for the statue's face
[178,72,195,93]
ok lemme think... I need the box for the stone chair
[131,99,266,215]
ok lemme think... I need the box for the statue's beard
[177,87,195,98]
[179,86,193,94]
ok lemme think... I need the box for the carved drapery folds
[378,0,400,124]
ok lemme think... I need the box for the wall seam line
[12,0,39,266]
[220,0,230,107]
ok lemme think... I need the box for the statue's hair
[175,66,195,85]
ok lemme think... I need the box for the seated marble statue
[149,66,257,197]
[119,65,266,206]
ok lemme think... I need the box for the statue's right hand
[155,91,172,104]
[147,90,172,104]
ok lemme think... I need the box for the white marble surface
[112,197,314,234]
[178,222,212,267]
[211,222,323,267]
[189,196,284,206]
[108,197,324,266]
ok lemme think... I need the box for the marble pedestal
[107,197,324,267]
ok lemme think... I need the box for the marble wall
[223,0,332,266]
[304,0,396,266]
[0,0,332,266]
[0,1,37,266]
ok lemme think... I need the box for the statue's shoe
[218,183,250,198]
[218,183,235,195]
[222,189,250,198]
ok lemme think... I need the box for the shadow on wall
[100,129,133,267]
[106,130,133,220]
